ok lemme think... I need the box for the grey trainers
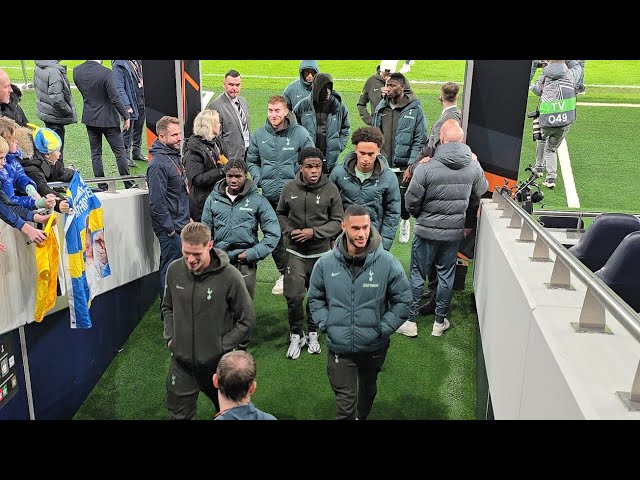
[286,332,307,360]
[542,178,556,188]
[396,320,418,337]
[307,332,321,354]
[432,318,450,337]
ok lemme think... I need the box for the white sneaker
[307,332,321,354]
[286,332,307,360]
[432,318,450,337]
[396,320,418,337]
[272,274,284,295]
[399,219,410,244]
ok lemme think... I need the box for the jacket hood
[344,151,384,179]
[542,62,569,80]
[299,60,320,89]
[150,139,181,158]
[337,225,382,261]
[191,248,230,276]
[10,84,22,101]
[392,89,418,109]
[294,170,330,190]
[265,110,297,133]
[214,177,256,197]
[312,73,333,104]
[433,142,472,170]
[35,60,60,68]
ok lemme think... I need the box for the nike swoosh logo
[373,88,380,91]
[261,140,268,143]
[296,94,303,98]
[343,176,349,180]
[331,272,340,277]
[242,274,249,278]
[380,113,387,117]
[291,196,298,199]
[176,284,184,290]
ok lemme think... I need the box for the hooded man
[283,60,320,111]
[293,73,350,173]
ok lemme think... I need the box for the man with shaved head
[397,119,488,338]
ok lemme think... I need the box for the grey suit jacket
[73,61,129,128]
[209,93,250,163]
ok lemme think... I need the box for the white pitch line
[557,139,580,208]
[577,102,640,107]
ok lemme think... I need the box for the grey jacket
[532,60,581,128]
[209,92,250,163]
[33,60,77,125]
[405,142,488,242]
[283,60,320,111]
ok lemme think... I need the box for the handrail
[47,174,148,194]
[533,209,640,220]
[496,188,640,344]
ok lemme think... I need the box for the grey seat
[595,231,640,312]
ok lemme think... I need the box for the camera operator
[531,60,582,189]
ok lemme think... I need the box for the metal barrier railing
[491,187,640,411]
[48,174,148,194]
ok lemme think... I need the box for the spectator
[128,61,147,162]
[276,147,344,360]
[213,350,277,420]
[246,95,314,296]
[293,73,350,173]
[399,120,488,338]
[20,125,73,214]
[0,68,28,127]
[208,70,250,163]
[308,204,411,420]
[33,60,77,167]
[72,60,134,190]
[283,60,320,111]
[329,126,400,251]
[373,72,426,244]
[183,109,227,222]
[146,116,189,300]
[163,222,254,419]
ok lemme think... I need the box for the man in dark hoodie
[163,222,254,419]
[329,126,400,250]
[373,72,426,245]
[402,120,488,338]
[293,73,350,173]
[0,69,28,127]
[308,204,411,420]
[201,159,280,300]
[276,147,343,360]
[283,60,320,111]
[213,350,276,420]
[246,95,314,296]
[147,116,189,299]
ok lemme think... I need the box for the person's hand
[123,118,131,131]
[167,339,173,349]
[21,223,46,245]
[291,228,314,243]
[59,200,70,214]
[464,228,473,238]
[402,168,413,184]
[127,107,133,115]
[419,156,431,164]
[0,241,6,252]
[44,194,57,209]
[33,213,53,225]
[471,153,478,162]
[238,251,247,262]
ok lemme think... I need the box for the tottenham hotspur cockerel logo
[369,269,374,282]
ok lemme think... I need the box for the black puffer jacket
[0,84,29,126]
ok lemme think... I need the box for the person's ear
[248,380,257,396]
[212,373,219,388]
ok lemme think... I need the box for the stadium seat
[539,215,584,229]
[595,231,640,312]
[568,213,640,272]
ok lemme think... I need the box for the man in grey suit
[208,70,250,163]
[73,60,134,190]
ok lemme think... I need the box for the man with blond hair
[163,222,254,419]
